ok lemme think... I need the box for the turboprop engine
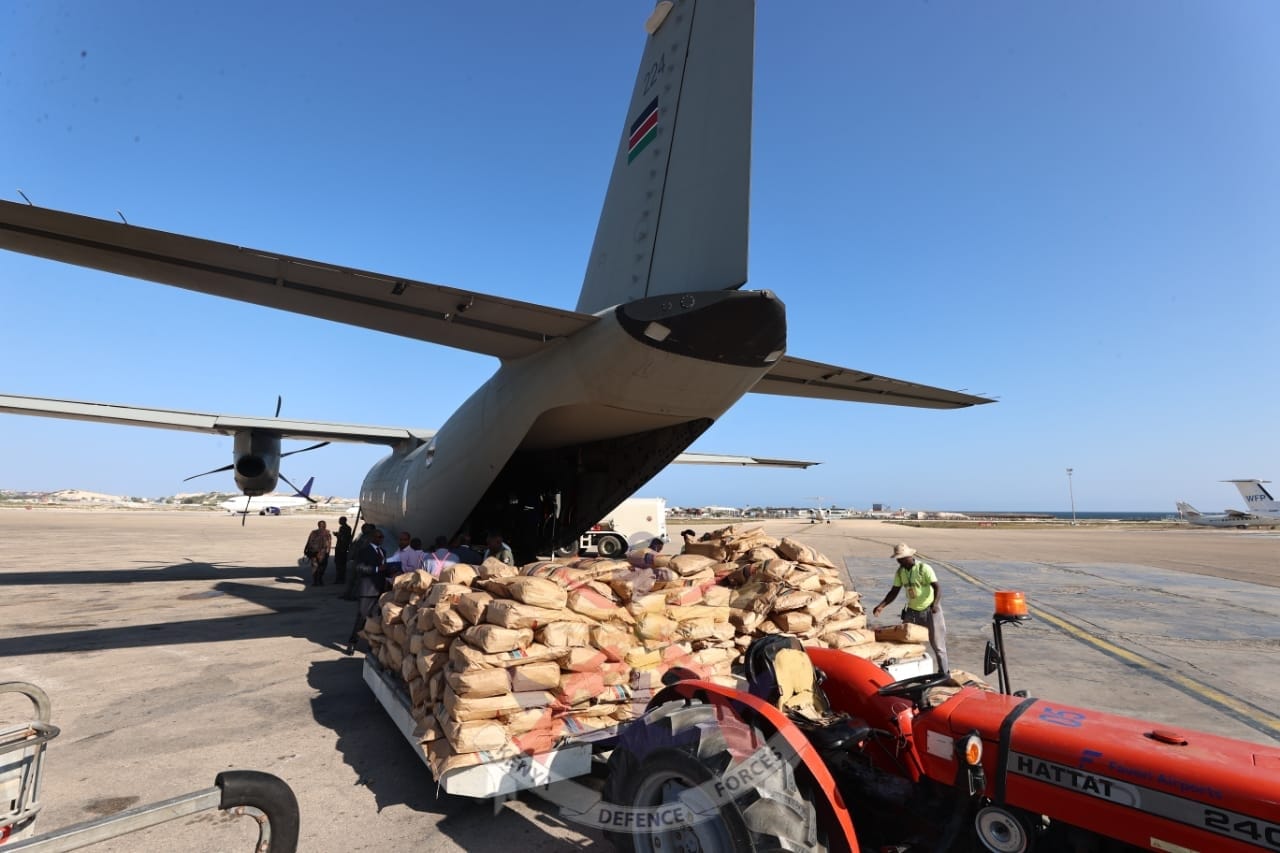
[230,430,282,496]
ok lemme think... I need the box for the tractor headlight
[961,732,983,766]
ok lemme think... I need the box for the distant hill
[0,488,357,509]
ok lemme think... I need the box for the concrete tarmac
[1,510,1276,851]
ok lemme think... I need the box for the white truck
[571,497,667,558]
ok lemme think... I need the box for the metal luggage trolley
[0,682,299,852]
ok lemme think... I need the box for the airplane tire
[596,534,627,558]
[602,700,827,853]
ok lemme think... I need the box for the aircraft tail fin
[1225,479,1278,512]
[576,0,754,314]
[294,477,315,499]
[1176,501,1201,518]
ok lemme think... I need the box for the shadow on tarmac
[306,658,606,848]
[0,560,307,586]
[0,571,352,657]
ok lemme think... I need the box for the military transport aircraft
[0,0,991,560]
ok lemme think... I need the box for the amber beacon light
[993,590,1028,619]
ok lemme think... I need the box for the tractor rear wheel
[602,699,828,852]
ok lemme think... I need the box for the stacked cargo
[361,527,928,776]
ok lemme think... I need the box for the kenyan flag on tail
[627,97,659,163]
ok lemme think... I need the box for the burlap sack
[449,640,564,670]
[416,651,447,680]
[624,646,662,668]
[568,585,626,621]
[599,661,629,686]
[636,613,678,642]
[424,583,471,607]
[441,717,511,754]
[772,589,823,613]
[500,706,554,735]
[768,607,808,635]
[426,738,521,779]
[875,623,931,644]
[486,600,593,630]
[669,554,716,577]
[446,667,512,698]
[419,628,448,652]
[504,576,569,609]
[434,605,468,637]
[537,621,592,648]
[680,541,728,561]
[666,604,728,623]
[554,672,606,707]
[382,602,405,625]
[461,624,534,653]
[591,625,635,662]
[508,660,562,692]
[456,592,494,625]
[776,537,837,569]
[728,608,764,633]
[439,563,478,587]
[475,556,519,579]
[821,628,876,649]
[443,686,555,722]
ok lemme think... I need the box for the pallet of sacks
[359,529,930,777]
[360,553,741,779]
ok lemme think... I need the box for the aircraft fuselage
[359,289,786,559]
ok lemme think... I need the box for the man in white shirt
[388,532,426,577]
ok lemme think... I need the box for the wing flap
[752,355,994,409]
[0,393,432,446]
[0,201,595,361]
[674,452,817,469]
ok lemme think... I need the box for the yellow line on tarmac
[931,556,1280,741]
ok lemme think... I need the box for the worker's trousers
[905,605,949,674]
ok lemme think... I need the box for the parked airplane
[1175,500,1275,530]
[1225,479,1280,520]
[219,477,317,516]
[0,1,992,561]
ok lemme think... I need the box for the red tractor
[600,592,1280,852]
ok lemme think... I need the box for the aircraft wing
[674,451,817,469]
[0,201,595,361]
[752,355,994,409]
[1223,509,1254,519]
[0,394,433,447]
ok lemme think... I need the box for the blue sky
[1,2,1276,512]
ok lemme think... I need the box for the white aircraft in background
[1225,479,1280,521]
[219,477,317,516]
[1175,500,1276,529]
[0,1,992,561]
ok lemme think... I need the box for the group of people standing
[298,519,514,656]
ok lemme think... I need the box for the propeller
[282,441,329,458]
[183,462,234,482]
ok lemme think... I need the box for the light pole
[1066,468,1077,526]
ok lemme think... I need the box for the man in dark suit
[344,529,386,656]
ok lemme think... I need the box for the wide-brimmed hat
[891,543,916,559]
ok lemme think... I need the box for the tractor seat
[745,635,871,750]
